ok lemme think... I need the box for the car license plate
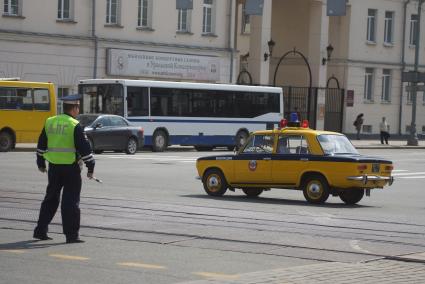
[372,163,380,173]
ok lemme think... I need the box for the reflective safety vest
[43,114,79,164]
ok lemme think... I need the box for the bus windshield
[79,84,124,116]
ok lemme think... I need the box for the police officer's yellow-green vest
[43,114,79,164]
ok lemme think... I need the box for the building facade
[1,0,424,136]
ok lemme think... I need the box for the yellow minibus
[0,79,56,151]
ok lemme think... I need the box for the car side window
[277,135,309,154]
[242,134,274,154]
[110,116,128,127]
[96,117,111,127]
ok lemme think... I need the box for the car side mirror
[94,123,102,129]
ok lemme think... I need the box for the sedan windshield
[317,134,359,155]
[77,115,99,127]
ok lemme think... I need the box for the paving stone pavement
[179,258,425,284]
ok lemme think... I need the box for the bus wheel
[194,146,213,151]
[0,131,14,152]
[339,189,364,205]
[242,188,263,198]
[235,130,248,150]
[125,137,138,155]
[302,174,330,204]
[202,169,228,196]
[152,130,167,152]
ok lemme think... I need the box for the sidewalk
[12,139,425,152]
[179,253,425,284]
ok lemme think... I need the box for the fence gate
[280,86,344,132]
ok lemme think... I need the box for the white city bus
[78,79,283,152]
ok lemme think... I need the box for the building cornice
[0,29,233,53]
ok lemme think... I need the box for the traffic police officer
[33,94,95,243]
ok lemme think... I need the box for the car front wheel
[125,137,138,155]
[339,189,364,205]
[302,174,330,204]
[202,169,228,197]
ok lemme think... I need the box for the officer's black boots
[66,238,84,244]
[33,231,52,241]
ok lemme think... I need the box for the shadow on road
[181,194,375,209]
[0,239,65,250]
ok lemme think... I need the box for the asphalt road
[1,148,424,284]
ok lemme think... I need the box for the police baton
[89,176,103,184]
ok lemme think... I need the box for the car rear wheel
[152,130,167,152]
[302,174,330,204]
[339,189,364,205]
[125,137,138,155]
[0,131,14,152]
[242,188,263,198]
[202,169,228,197]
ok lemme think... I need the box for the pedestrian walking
[379,116,390,145]
[33,94,95,243]
[353,113,364,140]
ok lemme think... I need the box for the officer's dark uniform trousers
[36,163,82,239]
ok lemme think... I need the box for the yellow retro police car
[196,118,394,205]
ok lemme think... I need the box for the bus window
[34,89,50,111]
[127,87,149,116]
[16,88,33,110]
[80,84,124,115]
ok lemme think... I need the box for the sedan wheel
[339,189,364,205]
[125,137,138,155]
[202,169,228,197]
[302,175,330,204]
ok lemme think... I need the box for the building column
[308,0,329,130]
[248,0,273,85]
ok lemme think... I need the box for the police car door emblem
[248,160,257,171]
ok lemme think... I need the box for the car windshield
[77,115,99,127]
[317,134,359,155]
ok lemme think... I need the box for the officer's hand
[38,167,47,173]
[87,172,93,179]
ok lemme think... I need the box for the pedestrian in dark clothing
[34,94,95,243]
[353,113,364,140]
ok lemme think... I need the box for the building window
[106,0,120,25]
[406,82,413,104]
[364,68,374,101]
[384,11,394,44]
[241,3,250,34]
[202,0,214,34]
[381,69,391,102]
[57,87,70,114]
[138,0,152,28]
[177,8,191,32]
[367,9,377,42]
[410,14,418,46]
[57,0,73,20]
[4,0,20,16]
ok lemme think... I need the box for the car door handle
[263,157,271,160]
[300,158,309,161]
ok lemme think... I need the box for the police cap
[60,94,82,105]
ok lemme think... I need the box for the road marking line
[192,272,240,280]
[49,254,89,261]
[0,249,26,254]
[117,262,166,269]
[349,240,371,254]
[398,176,425,179]
[392,172,425,176]
[392,169,408,172]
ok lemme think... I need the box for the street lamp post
[407,0,424,146]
